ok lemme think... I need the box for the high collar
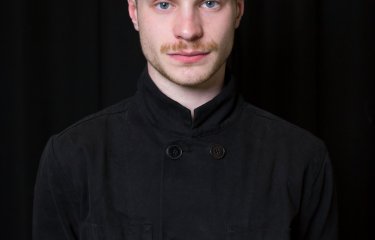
[135,68,242,137]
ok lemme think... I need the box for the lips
[168,51,209,63]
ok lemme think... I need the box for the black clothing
[33,70,338,240]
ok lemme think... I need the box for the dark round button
[210,144,226,159]
[166,145,183,160]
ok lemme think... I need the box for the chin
[172,78,209,88]
[149,55,224,88]
[166,68,214,87]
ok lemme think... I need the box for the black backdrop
[1,0,374,239]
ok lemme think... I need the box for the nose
[173,10,203,41]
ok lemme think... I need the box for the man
[33,0,338,239]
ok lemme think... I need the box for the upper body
[33,0,338,239]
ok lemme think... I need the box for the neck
[148,65,226,118]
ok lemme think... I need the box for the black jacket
[33,70,338,240]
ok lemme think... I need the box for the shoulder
[44,97,136,165]
[241,102,324,145]
[37,98,136,198]
[239,101,328,168]
[52,96,136,144]
[58,97,134,138]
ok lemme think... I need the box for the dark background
[1,0,374,239]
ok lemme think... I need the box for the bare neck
[148,65,226,118]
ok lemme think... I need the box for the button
[166,145,183,160]
[210,144,226,159]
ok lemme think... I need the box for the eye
[201,1,220,9]
[155,2,171,10]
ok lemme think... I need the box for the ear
[128,0,139,31]
[234,0,245,29]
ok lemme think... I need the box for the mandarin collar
[135,68,242,137]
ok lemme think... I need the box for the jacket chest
[84,126,296,240]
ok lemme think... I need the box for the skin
[128,0,244,116]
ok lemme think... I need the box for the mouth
[167,51,210,64]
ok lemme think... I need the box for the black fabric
[1,0,373,239]
[33,70,338,240]
[138,69,239,135]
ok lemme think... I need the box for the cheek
[203,12,236,42]
[212,24,235,50]
[139,26,158,48]
[141,24,169,49]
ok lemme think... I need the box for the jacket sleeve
[33,136,80,240]
[297,146,338,240]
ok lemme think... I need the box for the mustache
[160,40,219,54]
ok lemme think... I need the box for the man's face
[128,0,244,88]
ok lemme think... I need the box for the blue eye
[156,2,171,10]
[202,1,219,9]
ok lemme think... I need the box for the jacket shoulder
[240,102,329,179]
[41,97,135,178]
[55,97,134,139]
[241,102,324,146]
